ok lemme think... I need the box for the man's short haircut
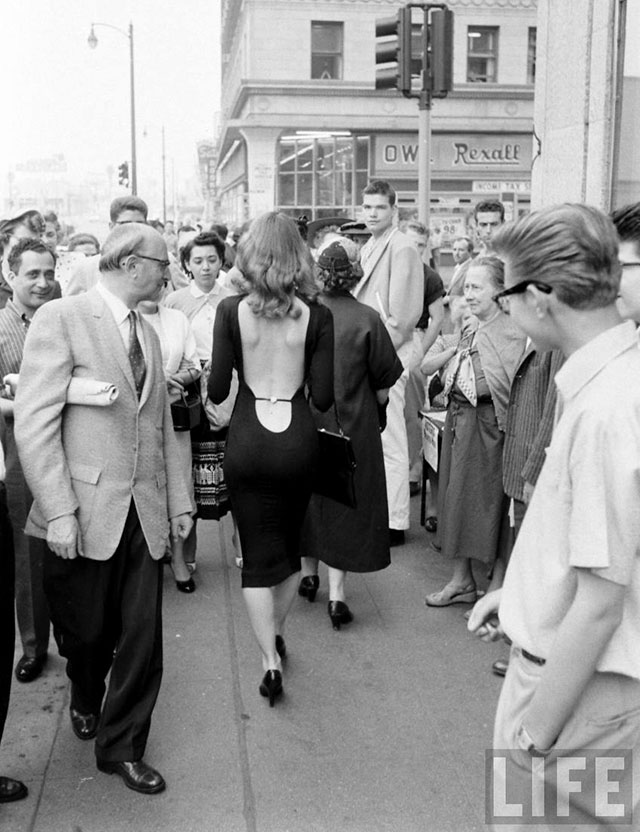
[362,179,396,207]
[210,222,228,240]
[109,196,149,224]
[611,203,640,254]
[68,232,100,253]
[474,200,505,221]
[402,219,429,238]
[99,223,150,272]
[8,238,56,274]
[491,204,620,310]
[453,235,474,254]
[180,231,226,274]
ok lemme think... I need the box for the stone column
[239,126,282,217]
[532,0,621,209]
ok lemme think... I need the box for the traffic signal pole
[418,92,431,226]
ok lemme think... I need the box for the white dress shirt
[96,281,147,359]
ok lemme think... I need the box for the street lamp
[88,21,138,195]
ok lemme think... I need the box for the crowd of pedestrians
[0,190,638,828]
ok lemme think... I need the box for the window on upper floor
[527,27,537,84]
[311,21,344,80]
[467,26,499,83]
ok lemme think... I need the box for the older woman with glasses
[425,256,526,608]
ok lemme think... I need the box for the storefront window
[277,133,369,219]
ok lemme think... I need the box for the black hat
[306,216,350,239]
[339,220,370,237]
[317,241,351,273]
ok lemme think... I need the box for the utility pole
[161,125,167,224]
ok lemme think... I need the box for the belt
[520,647,546,666]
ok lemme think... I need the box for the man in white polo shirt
[469,204,640,829]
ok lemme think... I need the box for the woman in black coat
[299,240,403,629]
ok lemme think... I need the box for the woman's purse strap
[331,401,347,436]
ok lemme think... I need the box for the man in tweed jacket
[14,223,192,795]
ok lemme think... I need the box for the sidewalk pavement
[2,495,506,832]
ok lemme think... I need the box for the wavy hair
[235,212,318,318]
[491,204,620,310]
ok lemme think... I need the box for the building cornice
[224,81,533,121]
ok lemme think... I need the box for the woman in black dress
[208,213,334,705]
[299,241,403,628]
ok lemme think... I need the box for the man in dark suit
[14,223,193,794]
[0,416,28,803]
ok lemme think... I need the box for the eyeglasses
[136,254,170,269]
[492,279,553,303]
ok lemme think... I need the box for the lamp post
[88,21,137,195]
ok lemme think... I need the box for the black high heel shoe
[275,635,286,660]
[259,670,283,707]
[328,601,353,631]
[175,577,196,594]
[298,575,319,602]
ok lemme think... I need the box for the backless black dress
[208,295,334,587]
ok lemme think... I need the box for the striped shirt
[502,348,565,501]
[0,300,30,379]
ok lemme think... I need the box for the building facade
[217,0,537,246]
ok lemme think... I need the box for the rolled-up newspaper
[67,377,119,406]
[3,374,119,406]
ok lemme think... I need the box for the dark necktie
[128,311,146,398]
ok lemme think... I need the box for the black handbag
[428,372,444,403]
[171,383,201,431]
[313,405,357,508]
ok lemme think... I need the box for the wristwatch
[516,723,553,757]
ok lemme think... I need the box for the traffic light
[375,7,412,95]
[429,9,454,98]
[118,161,129,187]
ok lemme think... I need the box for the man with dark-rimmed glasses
[14,223,193,795]
[468,204,640,828]
[612,202,640,324]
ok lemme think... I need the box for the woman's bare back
[238,297,310,432]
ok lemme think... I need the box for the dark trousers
[43,501,163,763]
[5,425,50,659]
[0,483,15,744]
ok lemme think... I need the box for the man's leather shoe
[97,760,166,794]
[0,776,28,803]
[70,708,99,740]
[14,655,46,683]
[389,529,405,547]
